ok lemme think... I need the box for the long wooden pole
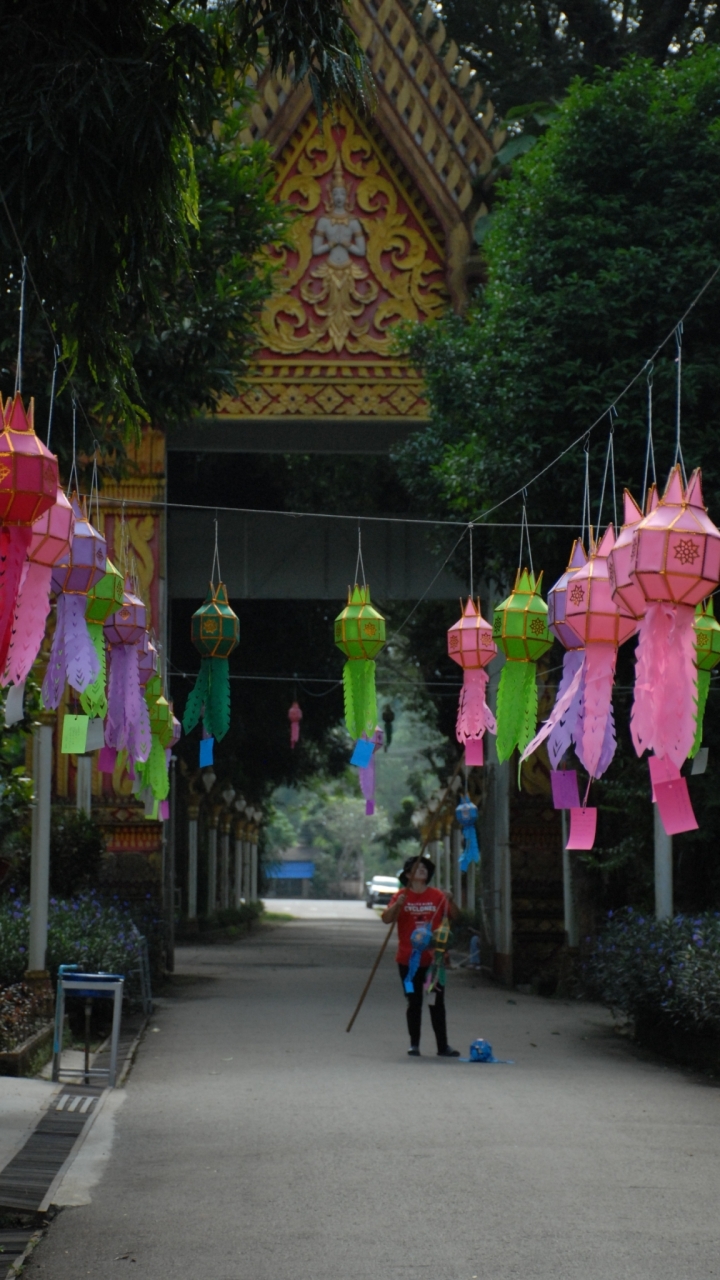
[346,756,464,1032]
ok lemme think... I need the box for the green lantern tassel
[690,667,711,759]
[80,621,107,719]
[343,659,377,740]
[496,661,537,763]
[183,660,210,735]
[137,735,169,802]
[205,659,231,742]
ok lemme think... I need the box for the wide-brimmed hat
[399,855,436,887]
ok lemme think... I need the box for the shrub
[585,908,720,1033]
[0,891,145,990]
[0,983,46,1052]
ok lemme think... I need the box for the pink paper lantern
[288,700,303,749]
[104,580,147,648]
[565,525,636,649]
[0,394,58,525]
[548,539,587,649]
[607,490,650,621]
[51,498,106,595]
[29,487,74,568]
[630,467,720,606]
[447,597,498,765]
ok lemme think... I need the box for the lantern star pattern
[493,569,552,762]
[334,585,386,741]
[42,498,106,709]
[629,467,720,768]
[3,486,73,688]
[691,599,720,757]
[0,394,59,677]
[447,597,497,766]
[183,581,239,742]
[104,579,152,765]
[79,557,124,720]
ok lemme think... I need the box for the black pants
[398,964,448,1051]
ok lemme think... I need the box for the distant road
[262,897,379,920]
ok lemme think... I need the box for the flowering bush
[585,908,720,1033]
[0,891,146,990]
[0,982,46,1052]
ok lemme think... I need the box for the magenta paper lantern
[607,490,650,621]
[0,394,58,525]
[51,498,106,595]
[548,539,587,649]
[565,525,636,648]
[630,466,720,606]
[104,580,147,648]
[29,487,74,568]
[447,597,498,765]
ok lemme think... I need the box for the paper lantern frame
[548,540,587,650]
[334,585,386,660]
[565,526,636,648]
[493,569,552,662]
[630,467,720,607]
[0,394,58,525]
[447,597,497,669]
[191,582,239,659]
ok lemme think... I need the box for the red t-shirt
[389,886,447,965]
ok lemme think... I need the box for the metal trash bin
[52,966,124,1088]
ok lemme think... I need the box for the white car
[365,875,401,908]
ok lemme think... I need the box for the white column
[28,721,53,974]
[250,840,258,902]
[234,827,244,906]
[654,806,673,921]
[207,823,218,917]
[452,826,463,909]
[187,806,198,920]
[561,811,579,946]
[76,756,92,816]
[220,820,230,910]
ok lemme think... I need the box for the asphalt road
[24,915,720,1280]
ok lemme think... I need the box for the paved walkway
[23,914,720,1280]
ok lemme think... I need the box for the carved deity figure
[302,155,378,353]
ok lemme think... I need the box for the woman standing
[382,855,460,1057]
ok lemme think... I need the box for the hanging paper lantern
[630,467,720,768]
[79,557,124,720]
[103,580,152,765]
[334,585,385,740]
[138,635,159,688]
[691,599,720,757]
[607,489,655,622]
[3,487,74,688]
[288,700,302,749]
[135,674,172,806]
[381,704,395,750]
[447,598,497,765]
[455,795,480,871]
[0,395,59,675]
[42,499,106,709]
[492,570,552,762]
[541,540,588,769]
[183,581,239,742]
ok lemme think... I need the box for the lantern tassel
[344,658,377,741]
[496,661,537,762]
[137,735,170,802]
[521,649,584,769]
[64,593,101,694]
[3,560,52,687]
[0,526,32,674]
[456,668,497,752]
[80,621,108,719]
[579,643,617,780]
[106,643,151,764]
[631,602,696,768]
[205,658,231,742]
[183,660,210,735]
[691,667,711,758]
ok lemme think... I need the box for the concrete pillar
[234,821,244,907]
[561,811,579,947]
[187,804,199,921]
[207,810,220,917]
[654,806,673,921]
[493,755,512,984]
[220,816,231,911]
[452,826,463,909]
[76,755,92,816]
[250,837,258,902]
[28,720,53,975]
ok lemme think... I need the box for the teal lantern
[183,581,239,742]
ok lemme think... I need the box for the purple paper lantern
[51,498,106,595]
[138,636,158,687]
[104,580,147,648]
[548,539,587,650]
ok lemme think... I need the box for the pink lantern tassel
[456,668,497,758]
[521,649,584,767]
[579,643,617,780]
[631,601,697,768]
[3,561,52,686]
[0,526,32,675]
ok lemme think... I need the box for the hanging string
[468,524,474,598]
[46,344,60,448]
[354,524,366,587]
[641,362,657,505]
[211,514,222,583]
[67,395,79,498]
[596,410,618,531]
[518,489,534,577]
[13,257,26,397]
[674,322,687,483]
[581,437,592,548]
[89,440,101,528]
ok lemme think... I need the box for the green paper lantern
[183,581,239,742]
[334,585,386,740]
[691,598,720,757]
[80,557,124,719]
[493,569,553,763]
